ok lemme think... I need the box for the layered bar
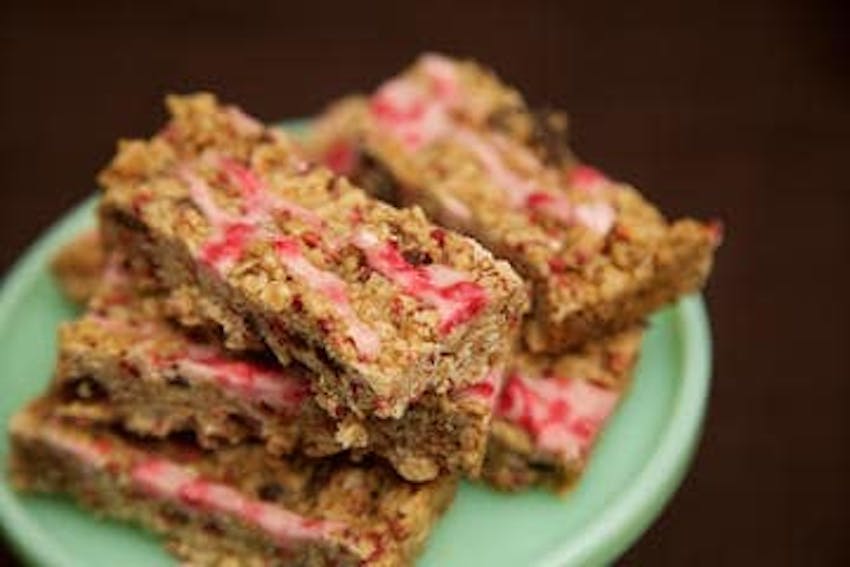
[98,93,527,418]
[10,398,457,566]
[308,54,719,352]
[48,231,628,488]
[52,231,264,351]
[51,259,502,482]
[483,329,643,492]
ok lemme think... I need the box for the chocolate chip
[528,459,559,475]
[202,519,224,536]
[529,108,574,167]
[486,105,525,133]
[167,374,190,388]
[168,429,200,447]
[107,209,148,233]
[257,482,285,502]
[306,461,336,496]
[402,249,432,266]
[225,412,261,435]
[161,505,189,525]
[315,344,345,376]
[62,376,108,401]
[488,105,574,167]
[358,152,400,206]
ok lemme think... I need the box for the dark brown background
[1,0,848,564]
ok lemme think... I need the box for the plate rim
[541,294,711,566]
[0,195,712,567]
[0,196,99,567]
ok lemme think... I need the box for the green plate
[0,197,712,567]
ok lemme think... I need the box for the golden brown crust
[51,256,502,482]
[98,93,527,418]
[523,218,716,352]
[10,397,457,566]
[307,55,718,353]
[44,229,505,481]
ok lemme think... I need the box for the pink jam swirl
[569,165,608,194]
[175,345,310,411]
[131,458,344,544]
[274,237,380,358]
[85,306,312,412]
[217,158,323,229]
[496,371,619,460]
[41,426,113,469]
[369,74,452,151]
[351,229,488,335]
[366,54,616,234]
[180,157,379,359]
[454,366,504,408]
[323,140,358,175]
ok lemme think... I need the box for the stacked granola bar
[11,54,719,566]
[10,93,527,565]
[308,53,720,491]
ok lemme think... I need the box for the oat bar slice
[483,329,643,492]
[53,258,502,482]
[9,398,457,566]
[308,54,718,352]
[98,93,527,418]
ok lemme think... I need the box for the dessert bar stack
[308,54,720,490]
[10,93,528,565]
[12,400,457,566]
[10,54,719,566]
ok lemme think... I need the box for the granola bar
[98,93,527,418]
[483,329,643,492]
[308,54,719,352]
[9,397,456,566]
[52,259,502,482]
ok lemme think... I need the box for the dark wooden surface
[1,1,848,564]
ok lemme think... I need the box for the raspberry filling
[130,458,344,543]
[175,346,310,411]
[370,77,451,151]
[322,140,358,175]
[40,426,114,469]
[455,366,504,407]
[351,229,487,334]
[218,158,322,229]
[366,54,616,234]
[496,371,619,460]
[87,310,311,412]
[274,237,380,358]
[198,221,254,272]
[180,157,379,359]
[33,424,348,548]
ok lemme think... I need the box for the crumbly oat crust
[98,93,527,418]
[48,230,632,489]
[308,54,719,353]
[10,398,457,567]
[52,260,502,482]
